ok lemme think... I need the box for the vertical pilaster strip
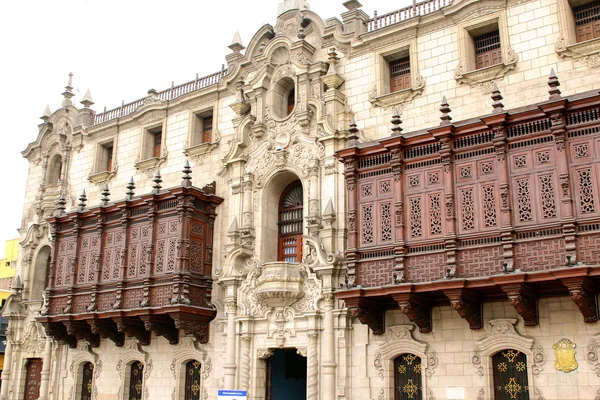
[307,331,319,400]
[37,338,53,400]
[239,336,251,392]
[224,299,238,389]
[321,294,337,400]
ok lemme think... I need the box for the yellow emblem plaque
[553,338,578,373]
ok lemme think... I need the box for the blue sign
[218,390,247,400]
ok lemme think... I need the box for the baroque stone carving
[586,334,600,377]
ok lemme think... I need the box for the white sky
[0,0,412,258]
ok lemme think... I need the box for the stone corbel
[454,50,518,87]
[184,141,219,165]
[140,315,179,345]
[134,150,168,177]
[88,163,118,186]
[87,319,124,347]
[561,277,599,323]
[174,319,210,344]
[369,74,425,109]
[63,320,100,348]
[393,293,432,333]
[345,298,385,335]
[556,35,600,68]
[501,283,538,326]
[303,235,343,269]
[443,289,483,329]
[115,318,151,346]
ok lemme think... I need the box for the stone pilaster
[37,338,53,400]
[307,331,319,400]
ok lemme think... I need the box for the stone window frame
[373,325,437,400]
[89,136,118,185]
[555,0,600,63]
[454,11,518,86]
[369,38,425,108]
[472,319,545,400]
[134,119,168,174]
[184,102,220,164]
[169,337,211,400]
[116,342,152,400]
[69,345,100,400]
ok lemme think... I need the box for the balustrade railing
[366,0,452,32]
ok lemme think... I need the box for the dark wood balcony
[336,83,600,334]
[37,175,223,347]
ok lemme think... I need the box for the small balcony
[37,178,223,347]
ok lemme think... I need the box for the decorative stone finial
[228,217,238,234]
[56,193,67,216]
[343,0,363,10]
[348,118,360,147]
[230,78,251,116]
[491,82,504,113]
[440,96,452,125]
[323,47,345,90]
[228,31,246,53]
[391,107,403,135]
[125,177,136,201]
[182,161,192,188]
[62,72,75,107]
[78,190,87,211]
[80,89,94,108]
[12,275,23,293]
[152,170,163,194]
[41,105,52,122]
[548,68,561,100]
[100,184,111,206]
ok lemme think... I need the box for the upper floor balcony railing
[37,168,223,347]
[366,0,452,32]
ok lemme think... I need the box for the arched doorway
[265,349,307,400]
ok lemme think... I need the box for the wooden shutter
[128,362,144,400]
[106,146,113,172]
[390,57,411,93]
[80,362,94,400]
[184,360,202,400]
[24,358,43,400]
[278,181,303,262]
[202,116,213,144]
[152,132,162,158]
[393,354,423,400]
[475,30,502,70]
[492,350,530,400]
[574,1,600,42]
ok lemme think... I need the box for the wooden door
[24,358,43,400]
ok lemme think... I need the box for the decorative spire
[491,82,504,113]
[228,217,238,233]
[100,184,111,206]
[228,31,245,53]
[41,105,52,122]
[61,72,75,107]
[348,118,360,147]
[391,107,403,135]
[56,193,67,216]
[80,89,94,108]
[125,177,136,201]
[182,160,192,188]
[548,68,561,101]
[12,275,23,293]
[439,96,452,125]
[152,170,163,194]
[78,190,87,211]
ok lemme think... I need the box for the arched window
[278,181,303,262]
[393,353,422,400]
[492,349,529,400]
[127,361,144,400]
[80,362,94,400]
[47,154,63,185]
[184,360,202,400]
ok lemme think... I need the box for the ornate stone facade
[4,1,600,399]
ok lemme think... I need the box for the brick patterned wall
[514,238,566,271]
[406,253,445,282]
[357,259,394,287]
[458,245,503,277]
[577,233,600,263]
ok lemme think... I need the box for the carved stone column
[37,338,53,400]
[307,331,319,400]
[306,159,322,235]
[242,173,254,236]
[239,335,252,392]
[321,294,336,400]
[224,299,238,389]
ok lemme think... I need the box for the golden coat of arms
[553,338,578,373]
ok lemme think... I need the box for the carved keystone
[562,277,598,323]
[345,298,385,335]
[502,283,538,326]
[444,289,483,329]
[393,293,432,333]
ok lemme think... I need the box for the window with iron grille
[389,57,411,92]
[474,30,502,69]
[574,1,600,42]
[202,115,213,144]
[278,181,303,263]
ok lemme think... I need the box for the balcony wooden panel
[37,182,223,347]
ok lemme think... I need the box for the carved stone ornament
[556,35,600,68]
[370,75,426,109]
[586,334,600,377]
[454,50,518,87]
[553,338,578,373]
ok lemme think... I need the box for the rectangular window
[202,115,213,144]
[95,141,114,174]
[192,113,213,146]
[574,1,600,42]
[152,130,162,158]
[389,57,411,92]
[105,145,113,172]
[474,30,502,69]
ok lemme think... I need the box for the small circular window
[272,77,295,119]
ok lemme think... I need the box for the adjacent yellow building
[0,238,17,372]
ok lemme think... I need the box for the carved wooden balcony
[336,83,600,334]
[37,177,223,347]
